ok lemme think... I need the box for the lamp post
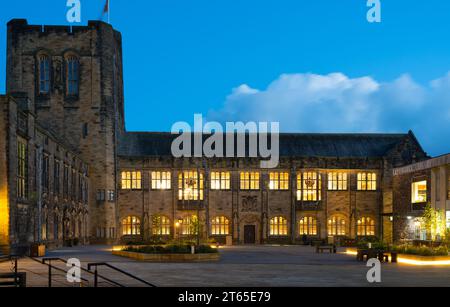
[175,219,182,244]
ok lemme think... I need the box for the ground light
[345,248,450,266]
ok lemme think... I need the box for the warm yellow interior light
[0,184,10,252]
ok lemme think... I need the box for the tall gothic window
[269,172,289,190]
[181,215,198,235]
[42,154,49,193]
[66,56,79,96]
[54,159,60,195]
[178,171,204,201]
[357,217,375,236]
[63,164,69,198]
[152,215,171,236]
[298,216,317,236]
[328,172,348,191]
[38,55,50,94]
[240,172,260,190]
[269,216,288,236]
[151,171,171,190]
[357,172,377,191]
[328,215,347,236]
[122,216,141,236]
[297,172,322,201]
[121,171,142,190]
[17,139,27,199]
[211,172,231,190]
[211,216,230,235]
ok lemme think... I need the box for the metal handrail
[41,257,122,288]
[0,255,22,287]
[87,262,156,287]
[41,257,90,287]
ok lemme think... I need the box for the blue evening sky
[1,0,450,155]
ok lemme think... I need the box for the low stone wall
[112,250,220,262]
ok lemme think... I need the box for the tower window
[17,139,28,199]
[66,56,79,96]
[38,55,51,94]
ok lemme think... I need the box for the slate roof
[117,132,414,159]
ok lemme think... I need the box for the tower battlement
[7,19,120,37]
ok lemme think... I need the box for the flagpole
[108,0,110,24]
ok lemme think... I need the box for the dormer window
[66,56,79,96]
[38,55,50,94]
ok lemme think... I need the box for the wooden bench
[316,245,336,254]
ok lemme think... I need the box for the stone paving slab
[1,245,450,287]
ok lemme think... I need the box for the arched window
[298,216,317,235]
[66,55,79,96]
[328,216,346,236]
[38,54,50,94]
[211,216,229,235]
[270,216,288,236]
[181,215,198,235]
[152,215,171,235]
[357,217,375,236]
[122,216,141,236]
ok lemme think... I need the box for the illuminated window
[270,216,288,236]
[38,54,50,94]
[211,216,230,235]
[181,215,198,235]
[328,216,346,236]
[240,172,260,190]
[17,139,27,199]
[411,180,427,203]
[357,172,377,191]
[152,216,171,235]
[328,172,347,191]
[151,171,171,190]
[121,171,142,190]
[178,171,204,200]
[211,172,230,190]
[298,216,317,235]
[357,217,375,236]
[122,216,141,236]
[297,172,322,201]
[269,172,289,190]
[66,56,79,96]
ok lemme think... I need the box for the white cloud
[208,72,450,156]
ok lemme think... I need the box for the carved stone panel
[241,196,258,212]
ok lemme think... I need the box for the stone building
[0,93,89,255]
[392,154,450,242]
[0,19,432,254]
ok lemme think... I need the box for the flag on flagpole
[102,0,110,24]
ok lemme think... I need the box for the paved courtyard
[1,245,450,287]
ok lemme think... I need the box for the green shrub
[392,244,448,256]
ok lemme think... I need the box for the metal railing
[87,262,156,287]
[0,255,26,287]
[40,257,122,288]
